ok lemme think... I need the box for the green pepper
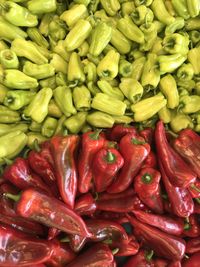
[0,84,8,103]
[54,115,67,135]
[158,106,172,123]
[91,92,126,116]
[87,81,101,96]
[3,90,36,110]
[139,22,157,52]
[89,22,112,57]
[177,79,196,92]
[0,123,28,137]
[55,72,67,86]
[131,56,146,80]
[26,27,49,49]
[39,76,57,90]
[121,1,135,16]
[141,53,160,90]
[24,87,53,123]
[67,52,85,87]
[87,111,114,128]
[27,132,47,149]
[150,37,166,55]
[186,0,199,18]
[48,16,67,42]
[0,49,19,69]
[162,33,189,55]
[0,105,20,123]
[53,85,76,116]
[23,61,55,80]
[64,19,92,52]
[81,123,92,133]
[151,0,175,25]
[33,43,51,60]
[119,58,133,77]
[113,115,133,124]
[152,20,165,33]
[97,79,124,100]
[48,99,63,118]
[41,116,58,138]
[165,17,185,35]
[165,0,176,16]
[0,16,27,41]
[97,49,120,80]
[72,85,91,111]
[64,111,87,134]
[60,4,88,28]
[77,41,89,57]
[177,63,194,81]
[159,74,179,109]
[27,0,57,14]
[0,130,27,164]
[131,93,167,122]
[185,18,200,31]
[110,27,131,54]
[187,46,200,74]
[170,113,194,133]
[1,69,38,90]
[53,40,71,61]
[29,121,42,132]
[100,0,120,16]
[0,40,8,52]
[131,5,154,25]
[1,1,38,27]
[38,13,55,37]
[50,53,68,75]
[11,38,48,65]
[134,0,152,6]
[83,60,97,82]
[119,78,143,103]
[189,30,200,45]
[157,54,187,75]
[117,15,144,43]
[178,95,200,114]
[171,0,190,19]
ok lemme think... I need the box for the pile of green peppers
[0,0,200,163]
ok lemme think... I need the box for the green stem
[89,129,102,140]
[112,248,119,255]
[106,151,116,163]
[131,138,146,145]
[4,193,20,202]
[3,157,13,165]
[33,139,41,153]
[142,173,152,184]
[145,250,154,262]
[60,237,70,242]
[195,198,200,204]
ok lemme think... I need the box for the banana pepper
[131,5,154,25]
[158,106,172,123]
[119,78,143,103]
[23,61,55,80]
[27,0,57,14]
[170,113,194,133]
[64,111,87,134]
[50,53,68,74]
[177,63,194,81]
[53,40,71,61]
[48,16,67,42]
[189,30,200,45]
[162,33,189,55]
[110,27,131,54]
[100,0,120,16]
[67,52,85,87]
[26,27,49,48]
[139,22,157,52]
[0,84,8,103]
[171,0,190,20]
[134,0,153,6]
[119,58,133,77]
[83,61,97,82]
[121,1,135,16]
[86,111,114,128]
[97,79,124,100]
[178,95,200,114]
[165,17,185,35]
[186,0,199,18]
[41,116,58,138]
[185,18,200,31]
[0,49,19,69]
[72,86,91,111]
[0,123,28,137]
[187,46,200,74]
[131,56,146,80]
[151,0,175,25]
[48,99,63,118]
[0,105,20,123]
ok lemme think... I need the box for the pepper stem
[4,193,20,202]
[131,138,145,145]
[6,97,14,104]
[33,139,41,153]
[145,250,154,262]
[89,129,102,140]
[195,198,200,204]
[142,173,152,184]
[60,237,70,242]
[112,248,119,255]
[106,151,116,163]
[102,70,111,78]
[3,157,13,165]
[68,80,79,88]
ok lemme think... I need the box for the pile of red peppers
[0,120,200,266]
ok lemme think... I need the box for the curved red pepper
[134,167,164,214]
[182,252,200,267]
[123,249,154,267]
[183,214,200,238]
[107,123,137,141]
[74,193,97,216]
[50,135,80,208]
[108,133,150,193]
[186,237,200,254]
[155,121,196,188]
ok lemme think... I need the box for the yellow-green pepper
[119,78,143,103]
[97,79,124,100]
[67,52,85,87]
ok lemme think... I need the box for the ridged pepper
[48,16,67,42]
[83,61,97,82]
[110,28,131,54]
[97,79,124,100]
[67,52,85,87]
[64,112,87,134]
[100,0,120,16]
[187,46,200,74]
[48,99,63,118]
[27,27,49,48]
[114,235,139,257]
[189,30,200,45]
[186,237,200,254]
[86,111,115,128]
[50,53,68,74]
[121,1,135,16]
[41,116,57,138]
[0,83,8,104]
[151,0,175,25]
[27,0,57,14]
[163,33,189,55]
[139,22,157,52]
[75,193,97,216]
[118,58,132,77]
[171,0,190,19]
[135,0,153,6]
[185,17,200,30]
[53,40,70,61]
[0,49,19,69]
[27,132,47,149]
[131,5,154,26]
[23,61,55,80]
[178,95,200,114]
[158,54,187,75]
[158,106,172,124]
[24,87,53,123]
[119,78,143,103]
[107,123,137,142]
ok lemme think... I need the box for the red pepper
[74,192,97,216]
[127,214,186,260]
[173,129,200,177]
[167,261,181,267]
[98,187,135,200]
[77,130,106,193]
[6,188,91,237]
[92,147,124,192]
[68,234,87,252]
[186,237,200,254]
[107,123,137,141]
[134,167,164,214]
[0,183,19,217]
[66,243,115,267]
[139,127,154,144]
[47,228,61,240]
[0,224,53,266]
[40,140,55,167]
[112,235,139,257]
[132,210,184,236]
[50,135,80,208]
[3,157,51,195]
[123,249,154,267]
[159,160,194,217]
[142,151,157,169]
[153,258,169,267]
[108,133,150,193]
[183,214,200,238]
[94,211,128,223]
[188,179,200,198]
[194,201,200,214]
[182,252,200,267]
[155,120,196,188]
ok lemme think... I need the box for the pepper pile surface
[0,0,200,163]
[0,120,200,266]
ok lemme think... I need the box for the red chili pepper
[74,192,97,216]
[123,249,154,267]
[134,167,164,214]
[0,183,19,217]
[132,210,184,236]
[142,151,157,169]
[66,243,115,267]
[155,120,196,188]
[94,211,128,224]
[127,214,186,260]
[167,261,181,267]
[68,234,87,252]
[159,160,194,218]
[183,214,200,238]
[107,123,137,142]
[77,130,106,194]
[92,147,124,192]
[112,235,139,257]
[108,133,150,193]
[98,187,135,200]
[153,258,169,267]
[0,224,53,266]
[139,127,154,144]
[182,252,200,267]
[40,140,55,167]
[6,188,91,237]
[3,157,51,195]
[188,180,200,198]
[186,237,200,254]
[50,135,80,208]
[173,129,200,177]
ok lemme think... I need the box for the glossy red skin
[50,135,80,209]
[16,188,91,237]
[123,250,154,267]
[99,188,135,200]
[142,151,157,169]
[74,193,97,216]
[108,124,138,142]
[167,261,181,267]
[47,228,61,241]
[113,236,139,257]
[0,183,19,217]
[155,121,196,188]
[186,237,200,254]
[153,258,169,267]
[139,127,154,145]
[194,202,200,214]
[182,252,200,267]
[183,214,200,238]
[127,215,186,261]
[40,140,55,167]
[108,133,150,193]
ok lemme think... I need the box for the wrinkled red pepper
[47,228,61,241]
[92,147,124,192]
[74,192,97,216]
[159,160,194,217]
[107,123,137,142]
[186,237,200,254]
[134,167,164,214]
[50,135,80,208]
[123,249,154,267]
[127,214,186,260]
[183,214,200,238]
[132,210,184,236]
[68,234,87,252]
[108,133,150,193]
[139,127,154,144]
[182,252,200,267]
[78,130,106,193]
[6,188,91,237]
[155,121,196,188]
[142,151,157,169]
[111,235,139,257]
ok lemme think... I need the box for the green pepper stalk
[186,0,200,18]
[171,0,190,20]
[86,111,114,128]
[38,13,54,37]
[50,53,68,75]
[131,5,154,25]
[110,27,131,54]
[53,85,77,116]
[187,46,200,74]
[3,90,36,111]
[27,0,57,14]
[48,99,63,118]
[100,0,120,16]
[119,58,133,77]
[131,56,146,81]
[151,0,175,25]
[158,106,172,123]
[23,61,55,80]
[88,0,100,13]
[27,27,49,48]
[64,111,87,134]
[178,95,200,114]
[72,86,91,111]
[48,16,67,42]
[97,49,120,80]
[67,52,85,87]
[53,40,71,61]
[162,33,189,55]
[0,105,20,123]
[139,22,157,52]
[177,63,194,81]
[64,19,92,52]
[60,4,88,28]
[119,78,143,103]
[170,113,194,133]
[189,30,200,45]
[41,116,58,138]
[56,0,68,15]
[134,0,153,6]
[185,18,200,31]
[165,17,185,35]
[24,87,53,123]
[0,49,19,69]
[97,79,124,100]
[27,132,47,149]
